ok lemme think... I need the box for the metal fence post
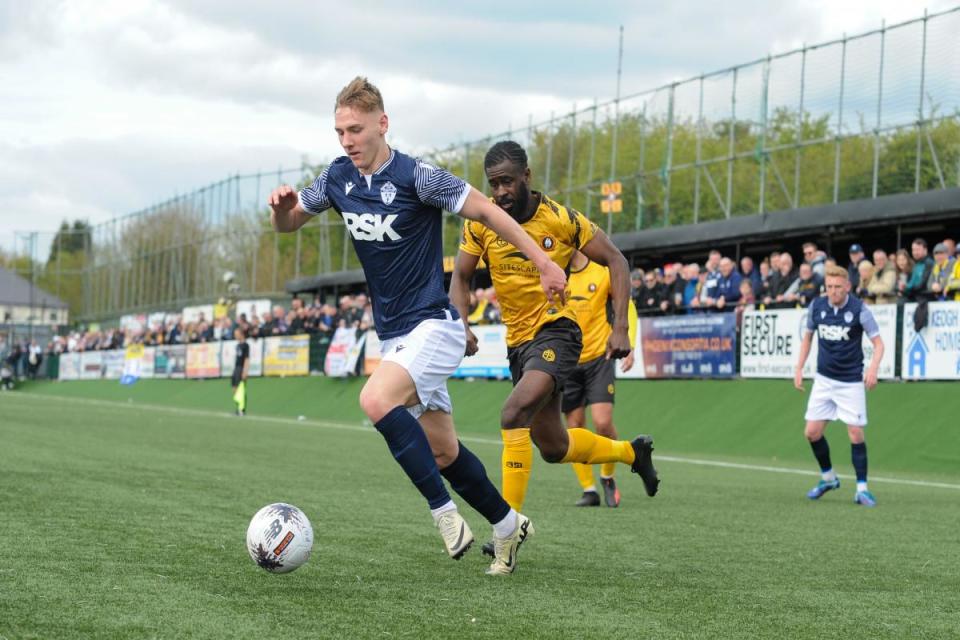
[833,35,848,204]
[586,99,598,218]
[758,58,771,214]
[663,84,676,227]
[565,104,576,207]
[693,76,704,224]
[726,68,737,219]
[872,22,886,198]
[794,45,807,208]
[914,9,929,193]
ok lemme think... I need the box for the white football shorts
[379,310,466,419]
[804,373,868,426]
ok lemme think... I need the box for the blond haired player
[269,78,568,575]
[795,265,883,507]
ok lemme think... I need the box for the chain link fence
[5,7,959,325]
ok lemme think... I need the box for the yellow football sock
[233,382,246,412]
[561,428,636,465]
[600,462,616,479]
[572,463,596,491]
[501,427,533,512]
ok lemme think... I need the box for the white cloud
[0,0,955,252]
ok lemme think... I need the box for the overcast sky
[0,0,954,252]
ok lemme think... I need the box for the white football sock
[430,500,457,522]
[493,509,518,539]
[856,481,869,493]
[822,469,837,482]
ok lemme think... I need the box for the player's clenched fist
[268,185,298,212]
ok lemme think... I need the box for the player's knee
[358,388,391,423]
[594,420,615,437]
[538,443,566,464]
[501,402,531,430]
[433,449,457,469]
[804,424,823,441]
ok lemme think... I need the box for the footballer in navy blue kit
[267,77,568,575]
[794,265,884,507]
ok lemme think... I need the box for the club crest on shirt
[820,310,826,319]
[588,283,597,292]
[844,311,854,324]
[541,236,556,251]
[542,349,556,362]
[380,181,397,205]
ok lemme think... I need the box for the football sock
[429,502,457,521]
[600,463,616,479]
[572,463,596,492]
[560,428,636,465]
[440,442,511,525]
[501,428,533,512]
[493,510,519,539]
[233,382,246,412]
[810,436,833,474]
[851,442,868,484]
[374,406,452,510]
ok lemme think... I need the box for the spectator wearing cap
[714,257,742,311]
[905,238,935,301]
[867,249,897,304]
[847,244,866,288]
[927,243,955,300]
[740,256,762,296]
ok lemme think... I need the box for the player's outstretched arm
[450,250,481,356]
[268,185,312,233]
[580,231,632,360]
[459,189,566,303]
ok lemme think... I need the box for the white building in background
[0,266,69,326]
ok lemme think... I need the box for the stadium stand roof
[286,187,960,295]
[0,266,69,308]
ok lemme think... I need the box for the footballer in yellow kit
[564,251,639,507]
[449,141,659,535]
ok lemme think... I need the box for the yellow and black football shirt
[460,192,598,347]
[568,260,638,363]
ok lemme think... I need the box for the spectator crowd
[3,236,956,381]
[629,237,960,321]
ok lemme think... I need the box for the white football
[246,503,314,573]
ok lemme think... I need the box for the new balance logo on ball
[343,212,401,241]
[818,324,851,341]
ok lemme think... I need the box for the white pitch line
[7,391,960,491]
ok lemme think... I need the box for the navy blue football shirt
[805,294,880,383]
[299,149,468,339]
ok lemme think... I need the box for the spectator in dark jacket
[764,253,798,308]
[905,238,935,301]
[740,256,762,297]
[785,263,824,307]
[714,258,742,311]
[636,272,665,316]
[658,264,686,314]
[848,244,866,288]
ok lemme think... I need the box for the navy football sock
[440,442,511,525]
[374,406,452,510]
[851,442,868,483]
[810,436,832,473]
